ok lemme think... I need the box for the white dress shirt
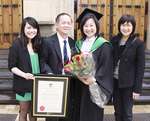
[57,33,71,61]
[81,36,97,52]
[57,33,71,74]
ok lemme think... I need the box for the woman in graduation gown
[74,8,114,121]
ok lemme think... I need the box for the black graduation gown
[75,42,114,121]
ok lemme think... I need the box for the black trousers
[113,78,134,121]
[46,118,58,121]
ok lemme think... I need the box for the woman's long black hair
[20,17,41,53]
[79,13,100,40]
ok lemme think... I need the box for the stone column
[146,0,150,50]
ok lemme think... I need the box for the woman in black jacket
[8,17,41,121]
[110,14,145,121]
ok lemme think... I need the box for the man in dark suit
[39,13,75,121]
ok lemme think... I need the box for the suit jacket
[39,33,75,74]
[39,33,76,121]
[110,35,145,93]
[8,38,36,96]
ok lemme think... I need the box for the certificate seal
[40,106,45,111]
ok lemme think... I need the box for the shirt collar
[85,36,97,42]
[57,33,68,43]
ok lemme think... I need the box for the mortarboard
[76,8,103,29]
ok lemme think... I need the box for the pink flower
[81,56,84,61]
[68,61,73,64]
[64,66,73,71]
[76,56,80,61]
[77,62,82,66]
[68,66,73,70]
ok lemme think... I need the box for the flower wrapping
[64,52,95,78]
[89,82,109,108]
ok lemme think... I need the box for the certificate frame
[32,74,71,118]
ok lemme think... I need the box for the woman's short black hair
[20,17,41,52]
[118,14,136,38]
[80,13,100,40]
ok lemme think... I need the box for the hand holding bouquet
[64,51,108,108]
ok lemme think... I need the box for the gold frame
[32,74,70,118]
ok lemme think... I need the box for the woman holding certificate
[8,17,41,121]
[75,8,113,121]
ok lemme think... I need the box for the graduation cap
[76,8,103,29]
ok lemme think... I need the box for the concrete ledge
[38,21,54,26]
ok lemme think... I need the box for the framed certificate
[32,74,70,118]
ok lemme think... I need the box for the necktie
[63,40,69,65]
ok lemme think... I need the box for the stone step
[145,69,150,72]
[0,59,8,63]
[0,50,9,60]
[135,96,150,103]
[0,49,9,54]
[0,54,8,60]
[0,93,18,104]
[142,83,150,88]
[0,84,149,104]
[145,63,150,68]
[0,81,13,91]
[145,56,150,62]
[144,63,150,72]
[141,83,150,96]
[143,77,150,83]
[110,96,150,105]
[144,71,150,76]
[143,79,150,84]
[143,76,150,84]
[142,91,150,96]
[145,49,150,53]
[0,81,17,104]
[0,81,149,91]
[0,62,9,71]
[145,57,150,61]
[0,71,13,82]
[144,69,150,73]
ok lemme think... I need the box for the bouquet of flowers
[64,51,109,108]
[64,52,96,78]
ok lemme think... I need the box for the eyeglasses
[120,24,132,28]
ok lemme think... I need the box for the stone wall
[23,0,74,38]
[146,0,150,50]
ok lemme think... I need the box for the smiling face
[83,18,97,39]
[24,22,37,40]
[55,14,72,38]
[120,21,133,38]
